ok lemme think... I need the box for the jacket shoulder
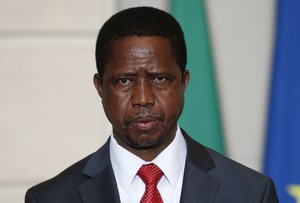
[25,154,91,203]
[182,130,278,202]
[206,148,278,202]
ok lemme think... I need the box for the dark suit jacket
[25,130,278,202]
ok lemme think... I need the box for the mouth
[131,116,159,131]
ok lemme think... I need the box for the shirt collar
[109,134,144,193]
[109,126,187,192]
[152,127,186,188]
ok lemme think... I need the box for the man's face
[94,36,189,154]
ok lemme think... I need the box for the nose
[131,79,155,107]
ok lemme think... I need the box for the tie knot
[137,163,163,185]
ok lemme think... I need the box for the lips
[131,116,159,131]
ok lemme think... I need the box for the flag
[264,0,300,202]
[171,0,225,154]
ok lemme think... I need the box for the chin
[126,133,165,149]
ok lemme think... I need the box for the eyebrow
[112,72,137,77]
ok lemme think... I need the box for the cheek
[102,91,131,123]
[156,87,184,118]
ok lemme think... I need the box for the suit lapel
[180,129,220,203]
[78,138,121,203]
[78,167,120,203]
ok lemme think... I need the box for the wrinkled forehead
[102,36,181,76]
[109,36,173,60]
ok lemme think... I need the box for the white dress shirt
[109,126,187,203]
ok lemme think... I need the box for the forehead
[111,36,173,58]
[104,36,178,73]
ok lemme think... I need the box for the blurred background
[0,0,279,202]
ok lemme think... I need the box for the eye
[152,76,166,83]
[118,77,132,86]
[151,76,171,88]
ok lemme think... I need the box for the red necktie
[137,163,164,203]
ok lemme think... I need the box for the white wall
[0,0,115,202]
[0,0,275,202]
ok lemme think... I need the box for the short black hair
[95,6,187,76]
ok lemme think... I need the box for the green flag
[171,0,225,154]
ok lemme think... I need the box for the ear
[182,69,190,91]
[93,73,103,98]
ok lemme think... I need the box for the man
[25,7,278,203]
